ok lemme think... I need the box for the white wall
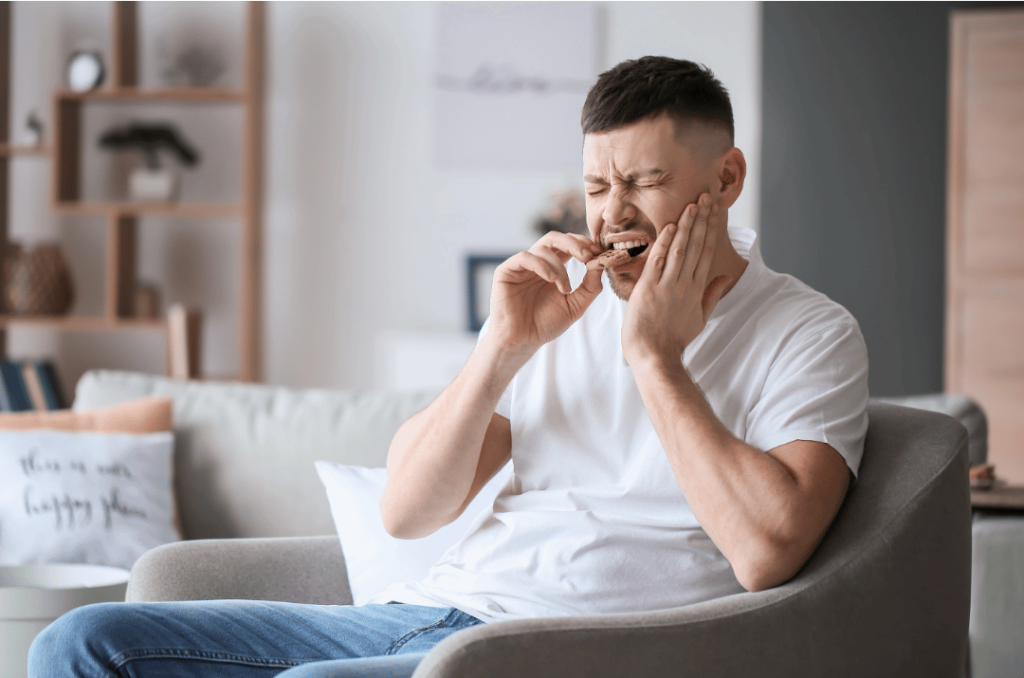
[7,1,760,392]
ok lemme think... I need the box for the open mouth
[610,240,650,258]
[587,240,651,271]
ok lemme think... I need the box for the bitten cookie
[586,249,631,271]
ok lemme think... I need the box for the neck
[710,219,748,298]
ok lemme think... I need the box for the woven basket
[3,243,75,316]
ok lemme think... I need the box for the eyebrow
[583,168,666,183]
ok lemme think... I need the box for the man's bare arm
[381,231,604,539]
[622,196,851,591]
[381,342,515,539]
[631,358,850,591]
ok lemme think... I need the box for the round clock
[66,51,105,92]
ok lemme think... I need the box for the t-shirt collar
[709,226,766,319]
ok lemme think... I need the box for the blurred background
[0,2,975,398]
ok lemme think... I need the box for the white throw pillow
[0,429,178,570]
[315,461,511,606]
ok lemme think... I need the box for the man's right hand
[383,232,603,539]
[485,232,605,360]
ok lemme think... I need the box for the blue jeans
[28,601,484,678]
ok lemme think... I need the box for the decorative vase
[129,166,179,202]
[3,243,75,316]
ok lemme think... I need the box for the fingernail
[701,195,711,207]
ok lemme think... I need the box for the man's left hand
[621,193,733,367]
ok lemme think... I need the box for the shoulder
[723,227,861,347]
[751,266,862,348]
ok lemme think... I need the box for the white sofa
[71,369,980,678]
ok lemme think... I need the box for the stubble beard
[598,221,655,302]
[606,270,636,301]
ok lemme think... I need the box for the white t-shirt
[375,227,869,623]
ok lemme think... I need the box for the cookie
[586,248,632,271]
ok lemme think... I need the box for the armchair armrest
[126,536,352,605]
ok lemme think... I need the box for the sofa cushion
[0,396,172,433]
[0,429,178,569]
[316,461,511,605]
[73,371,440,540]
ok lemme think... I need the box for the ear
[714,148,746,209]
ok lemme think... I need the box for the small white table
[0,564,130,678]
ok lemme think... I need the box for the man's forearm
[380,338,523,539]
[630,356,839,591]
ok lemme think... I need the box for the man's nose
[602,186,635,228]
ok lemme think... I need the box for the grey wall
[759,3,951,397]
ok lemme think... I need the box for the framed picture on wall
[466,254,514,333]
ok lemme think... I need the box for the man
[375,56,867,619]
[30,56,867,677]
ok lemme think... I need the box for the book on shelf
[0,361,33,411]
[0,360,66,411]
[34,360,66,410]
[0,368,10,412]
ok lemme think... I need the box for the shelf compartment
[52,90,245,211]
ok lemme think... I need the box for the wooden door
[947,10,1024,483]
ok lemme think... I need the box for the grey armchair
[127,402,972,678]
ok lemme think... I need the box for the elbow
[731,538,808,593]
[379,490,447,540]
[380,507,410,539]
[735,563,793,593]
[379,489,420,539]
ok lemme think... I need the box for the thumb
[702,275,733,322]
[568,268,604,316]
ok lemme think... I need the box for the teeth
[611,240,644,250]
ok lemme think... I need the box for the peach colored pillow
[0,396,172,433]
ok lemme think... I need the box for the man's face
[583,113,715,300]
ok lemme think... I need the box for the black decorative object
[466,254,513,333]
[99,123,201,202]
[23,110,43,147]
[98,123,200,169]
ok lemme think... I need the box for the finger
[681,194,712,281]
[660,203,696,285]
[639,222,677,286]
[534,231,602,263]
[529,246,574,294]
[693,204,720,285]
[702,274,733,322]
[501,251,571,294]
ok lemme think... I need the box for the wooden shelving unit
[0,1,264,382]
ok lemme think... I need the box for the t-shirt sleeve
[744,321,869,477]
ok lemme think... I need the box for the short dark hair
[581,56,734,142]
